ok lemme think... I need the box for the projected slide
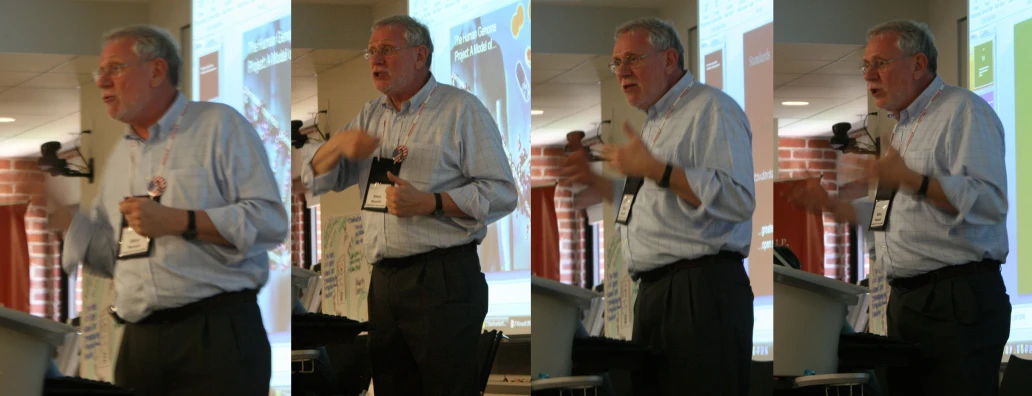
[191,0,292,335]
[969,0,1032,360]
[699,0,774,359]
[410,0,532,335]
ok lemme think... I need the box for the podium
[773,265,867,377]
[0,306,77,396]
[530,276,600,379]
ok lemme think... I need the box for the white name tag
[616,194,635,224]
[869,199,891,231]
[118,226,151,259]
[364,182,389,210]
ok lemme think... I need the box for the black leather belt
[636,251,745,283]
[376,242,478,269]
[111,289,259,325]
[888,259,1002,293]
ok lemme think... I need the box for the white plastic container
[773,265,868,377]
[0,306,77,396]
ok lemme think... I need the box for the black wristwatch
[658,164,674,188]
[182,210,198,240]
[916,175,930,199]
[432,193,444,216]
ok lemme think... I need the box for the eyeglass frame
[363,45,418,60]
[608,52,657,74]
[91,60,149,82]
[860,54,920,75]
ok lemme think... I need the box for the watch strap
[916,175,930,198]
[433,193,444,215]
[182,210,197,240]
[658,164,673,188]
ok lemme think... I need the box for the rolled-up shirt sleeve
[936,105,1007,227]
[678,99,756,223]
[203,111,288,262]
[300,114,365,196]
[446,101,518,233]
[62,199,116,278]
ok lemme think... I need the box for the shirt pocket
[164,167,228,210]
[398,142,441,191]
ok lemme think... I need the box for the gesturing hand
[330,129,381,160]
[601,121,662,178]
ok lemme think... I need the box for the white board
[320,214,370,320]
[78,269,123,383]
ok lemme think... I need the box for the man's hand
[780,176,833,214]
[854,146,919,191]
[329,129,381,160]
[558,149,599,187]
[601,122,663,178]
[385,172,434,217]
[118,197,184,238]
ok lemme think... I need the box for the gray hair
[372,15,434,68]
[103,25,182,87]
[615,18,684,70]
[867,20,938,75]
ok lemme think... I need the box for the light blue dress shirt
[62,92,289,323]
[851,75,1008,279]
[616,71,756,277]
[301,75,517,264]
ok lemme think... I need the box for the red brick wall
[777,138,852,281]
[531,146,589,287]
[0,159,63,319]
[291,194,305,267]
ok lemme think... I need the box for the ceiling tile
[773,59,829,74]
[775,43,864,62]
[533,54,597,71]
[309,49,363,65]
[21,73,89,89]
[0,88,79,104]
[0,72,42,87]
[51,56,101,75]
[0,54,77,73]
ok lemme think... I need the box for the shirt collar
[646,70,695,118]
[891,75,944,123]
[124,91,188,142]
[381,73,439,114]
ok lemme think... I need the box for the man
[300,15,517,396]
[57,25,287,395]
[784,20,1009,396]
[561,17,755,395]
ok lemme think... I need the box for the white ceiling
[775,43,869,137]
[0,54,95,158]
[530,54,610,146]
[290,48,365,123]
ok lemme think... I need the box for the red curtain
[0,203,30,313]
[531,185,560,281]
[773,179,826,275]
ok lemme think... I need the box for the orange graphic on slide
[526,48,532,67]
[512,4,525,38]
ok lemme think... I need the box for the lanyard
[381,83,438,158]
[890,85,944,158]
[642,77,695,150]
[128,104,188,197]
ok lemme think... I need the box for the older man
[561,17,755,395]
[56,25,287,395]
[301,15,517,396]
[784,20,1010,396]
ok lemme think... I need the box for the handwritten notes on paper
[868,257,889,335]
[320,214,369,321]
[604,231,637,340]
[79,269,123,382]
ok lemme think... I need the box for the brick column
[777,138,851,281]
[0,159,62,319]
[531,146,590,287]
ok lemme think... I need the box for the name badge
[362,157,401,213]
[869,181,896,231]
[615,177,644,225]
[118,195,157,260]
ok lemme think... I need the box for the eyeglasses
[364,46,414,60]
[860,58,899,74]
[92,62,143,82]
[609,54,651,73]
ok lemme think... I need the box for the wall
[0,159,63,319]
[0,0,149,55]
[927,0,968,86]
[531,146,589,286]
